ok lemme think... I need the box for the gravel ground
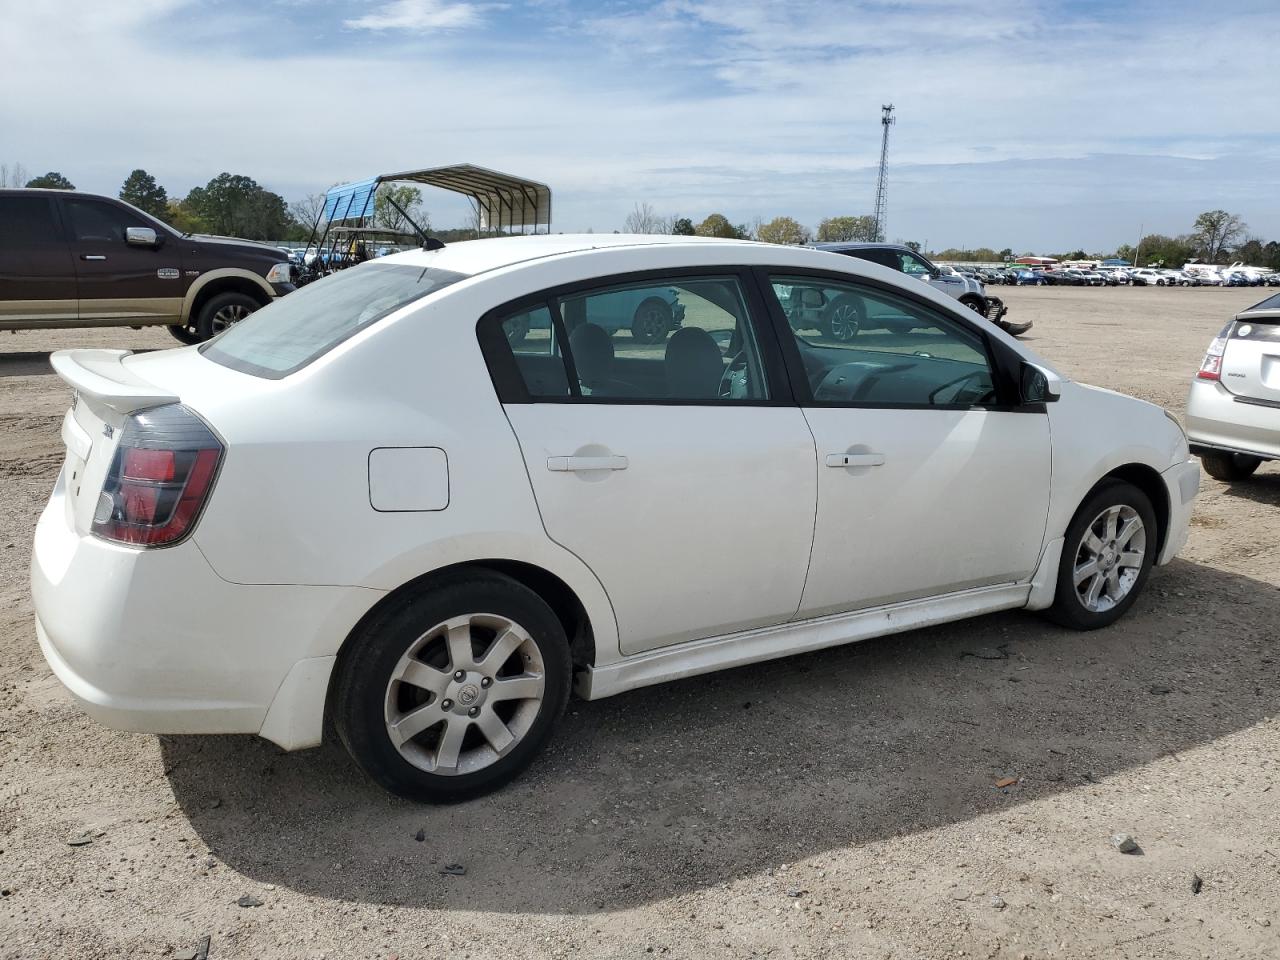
[1,286,1278,960]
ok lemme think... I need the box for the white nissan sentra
[32,235,1199,801]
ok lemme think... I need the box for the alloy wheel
[210,303,251,334]
[383,613,546,776]
[1072,504,1146,613]
[828,303,860,340]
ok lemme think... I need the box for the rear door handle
[80,254,107,261]
[826,452,886,468]
[547,455,629,472]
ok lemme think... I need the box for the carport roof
[377,164,552,234]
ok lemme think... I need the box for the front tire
[333,571,572,802]
[1200,450,1262,481]
[1046,481,1157,630]
[167,324,202,345]
[195,291,260,341]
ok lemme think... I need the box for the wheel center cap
[458,684,480,706]
[446,673,487,713]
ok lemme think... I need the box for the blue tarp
[322,177,378,224]
[1102,258,1132,266]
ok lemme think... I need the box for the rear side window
[0,196,61,246]
[203,263,466,378]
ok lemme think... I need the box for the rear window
[202,263,466,378]
[1246,293,1280,312]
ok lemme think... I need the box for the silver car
[1186,292,1280,480]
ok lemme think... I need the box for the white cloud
[344,0,489,32]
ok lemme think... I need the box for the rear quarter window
[202,263,466,378]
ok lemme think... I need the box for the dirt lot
[1,286,1278,959]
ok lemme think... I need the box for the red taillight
[92,405,223,548]
[1196,323,1234,381]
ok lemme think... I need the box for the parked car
[1078,270,1107,286]
[505,285,686,345]
[810,242,1029,336]
[1012,268,1046,286]
[33,234,1198,801]
[1044,270,1085,286]
[1186,292,1280,481]
[1265,273,1280,287]
[1129,269,1166,286]
[0,189,294,344]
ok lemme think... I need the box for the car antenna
[382,190,445,250]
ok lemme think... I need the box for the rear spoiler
[49,349,179,415]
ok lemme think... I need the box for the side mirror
[125,226,158,247]
[1020,361,1062,404]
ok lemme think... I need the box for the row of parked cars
[955,265,1280,288]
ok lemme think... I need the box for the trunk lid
[1221,304,1280,406]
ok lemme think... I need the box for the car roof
[808,241,915,254]
[383,233,760,277]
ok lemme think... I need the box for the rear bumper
[1158,458,1200,565]
[1185,379,1280,461]
[31,475,380,747]
[983,296,1008,321]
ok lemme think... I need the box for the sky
[1,0,1277,252]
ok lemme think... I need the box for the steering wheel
[927,371,993,406]
[719,351,749,398]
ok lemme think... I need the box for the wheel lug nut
[441,699,452,710]
[480,677,492,688]
[468,706,479,717]
[454,670,465,681]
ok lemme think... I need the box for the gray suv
[811,242,1030,338]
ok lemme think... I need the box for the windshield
[202,262,467,378]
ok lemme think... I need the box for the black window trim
[477,265,799,407]
[746,265,1033,413]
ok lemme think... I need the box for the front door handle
[80,254,107,261]
[826,452,886,468]
[547,455,629,472]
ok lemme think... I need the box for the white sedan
[32,235,1199,801]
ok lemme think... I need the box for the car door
[0,193,77,323]
[59,195,185,323]
[480,271,817,655]
[759,270,1051,618]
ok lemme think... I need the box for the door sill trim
[577,582,1029,700]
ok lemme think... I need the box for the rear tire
[1046,480,1157,631]
[195,291,261,341]
[1200,450,1262,481]
[333,570,572,802]
[820,294,864,341]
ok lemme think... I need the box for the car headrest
[569,323,614,386]
[664,326,722,399]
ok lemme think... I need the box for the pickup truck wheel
[196,291,260,340]
[1200,450,1261,482]
[959,296,985,314]
[631,298,673,345]
[167,324,202,345]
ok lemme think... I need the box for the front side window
[64,198,146,243]
[770,274,995,407]
[204,263,466,378]
[896,251,934,277]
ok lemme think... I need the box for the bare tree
[623,201,668,234]
[290,192,327,233]
[0,162,28,187]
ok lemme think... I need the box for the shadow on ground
[1215,466,1280,507]
[0,351,56,379]
[161,558,1279,914]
